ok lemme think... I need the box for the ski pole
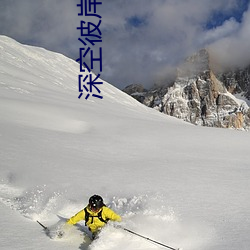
[122,227,180,250]
[37,220,48,231]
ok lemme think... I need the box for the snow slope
[0,35,250,250]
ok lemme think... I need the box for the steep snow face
[0,36,250,250]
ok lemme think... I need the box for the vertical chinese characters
[76,0,103,100]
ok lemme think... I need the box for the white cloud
[200,17,240,45]
[209,5,250,68]
[0,0,249,88]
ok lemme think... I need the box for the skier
[66,194,122,239]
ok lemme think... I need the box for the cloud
[200,18,240,45]
[209,4,250,69]
[0,0,249,89]
[0,0,79,55]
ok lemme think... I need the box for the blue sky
[0,0,249,89]
[206,0,249,28]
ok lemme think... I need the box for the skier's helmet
[89,195,104,211]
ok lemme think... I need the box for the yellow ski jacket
[67,206,121,233]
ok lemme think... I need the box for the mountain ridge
[123,49,250,130]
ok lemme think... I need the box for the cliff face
[123,49,250,130]
[218,66,250,99]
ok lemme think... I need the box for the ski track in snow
[0,99,91,134]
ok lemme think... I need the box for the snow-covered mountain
[124,49,250,130]
[1,36,250,250]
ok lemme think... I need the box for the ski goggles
[89,205,101,212]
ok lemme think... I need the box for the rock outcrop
[123,49,250,130]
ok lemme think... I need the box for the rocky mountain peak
[177,49,210,78]
[123,49,250,130]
